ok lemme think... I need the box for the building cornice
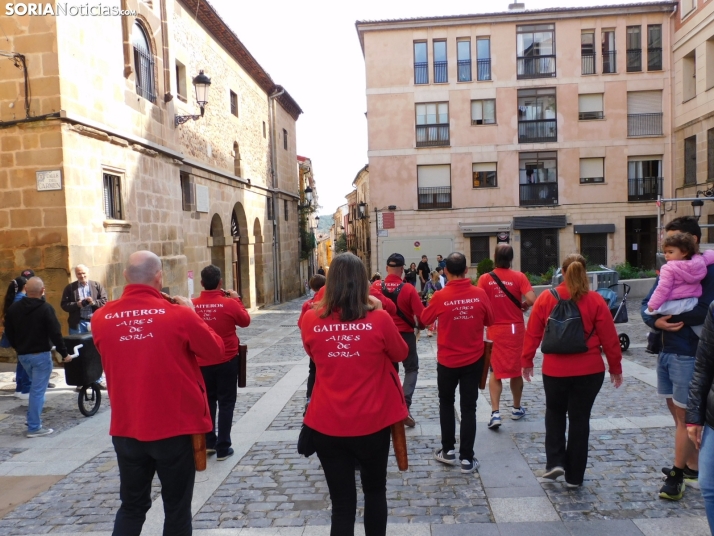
[355,2,677,53]
[178,0,303,120]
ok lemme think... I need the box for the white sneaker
[27,427,54,438]
[14,392,29,400]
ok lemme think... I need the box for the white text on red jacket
[104,309,166,341]
[314,323,373,358]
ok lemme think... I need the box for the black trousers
[393,331,418,407]
[201,355,239,455]
[437,359,483,461]
[542,371,604,485]
[307,358,316,399]
[112,435,195,536]
[314,427,391,536]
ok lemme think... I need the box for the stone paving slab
[246,365,303,389]
[513,427,706,521]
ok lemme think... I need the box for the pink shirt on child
[648,250,714,311]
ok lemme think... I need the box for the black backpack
[380,281,416,329]
[541,289,593,354]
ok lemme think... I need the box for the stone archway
[209,213,226,281]
[231,203,250,307]
[253,218,266,306]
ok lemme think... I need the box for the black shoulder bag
[488,271,522,310]
[381,281,416,329]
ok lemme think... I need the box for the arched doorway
[209,214,226,280]
[231,203,250,307]
[253,218,265,306]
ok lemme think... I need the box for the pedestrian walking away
[685,300,714,534]
[91,251,225,536]
[522,254,623,488]
[193,264,251,462]
[301,252,408,536]
[421,252,493,474]
[3,277,69,437]
[416,255,431,293]
[641,216,714,500]
[372,252,425,427]
[477,244,536,429]
[1,276,31,399]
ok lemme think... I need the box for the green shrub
[524,272,541,286]
[476,258,494,277]
[470,277,479,286]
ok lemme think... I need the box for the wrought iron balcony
[626,49,642,72]
[477,59,491,81]
[517,55,556,79]
[434,61,448,83]
[602,51,617,73]
[418,186,452,209]
[648,47,662,71]
[458,60,472,82]
[627,113,663,137]
[414,62,428,85]
[628,177,662,201]
[416,124,450,147]
[519,182,558,206]
[581,53,596,75]
[518,119,557,143]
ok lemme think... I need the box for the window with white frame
[578,94,604,120]
[473,163,497,188]
[580,158,605,183]
[471,99,496,125]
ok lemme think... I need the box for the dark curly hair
[662,232,697,260]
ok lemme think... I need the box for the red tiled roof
[179,0,302,120]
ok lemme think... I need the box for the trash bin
[551,265,619,290]
[62,333,103,387]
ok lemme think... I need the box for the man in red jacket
[192,265,251,461]
[92,251,225,536]
[421,252,494,473]
[371,252,425,427]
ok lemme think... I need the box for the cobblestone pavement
[0,292,709,535]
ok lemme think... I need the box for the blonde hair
[562,254,589,303]
[430,270,440,282]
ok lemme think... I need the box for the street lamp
[358,202,366,219]
[304,186,313,205]
[692,199,704,221]
[175,70,212,127]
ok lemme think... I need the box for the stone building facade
[357,2,676,274]
[0,0,303,333]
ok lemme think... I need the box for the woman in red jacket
[522,254,623,487]
[301,253,408,536]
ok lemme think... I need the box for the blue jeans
[70,321,91,335]
[700,425,714,531]
[15,361,31,394]
[657,352,696,408]
[17,352,53,432]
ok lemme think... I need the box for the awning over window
[459,222,511,237]
[513,215,567,229]
[574,224,615,234]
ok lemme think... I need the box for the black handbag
[297,423,316,457]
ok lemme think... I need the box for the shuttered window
[580,158,604,183]
[417,165,451,187]
[473,162,497,188]
[685,135,697,186]
[471,100,496,125]
[103,173,123,220]
[627,91,662,114]
[578,94,603,120]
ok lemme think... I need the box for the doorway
[625,216,657,270]
[520,229,559,275]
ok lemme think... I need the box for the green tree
[334,232,348,254]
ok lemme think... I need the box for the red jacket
[370,274,425,332]
[522,283,623,377]
[92,285,225,441]
[298,286,397,329]
[192,290,251,362]
[421,278,494,368]
[301,308,408,436]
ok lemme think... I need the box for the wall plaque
[36,170,62,191]
[195,184,209,213]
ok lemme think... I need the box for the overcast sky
[209,0,647,215]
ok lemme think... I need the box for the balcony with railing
[627,113,663,137]
[628,177,662,201]
[626,49,642,72]
[517,56,556,79]
[416,124,450,147]
[581,53,596,75]
[518,119,557,143]
[457,60,471,82]
[602,51,617,73]
[434,61,448,83]
[477,59,491,81]
[418,187,452,209]
[414,62,428,84]
[519,182,558,206]
[648,47,662,70]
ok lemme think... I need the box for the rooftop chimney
[508,2,525,10]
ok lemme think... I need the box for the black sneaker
[460,458,479,474]
[206,447,216,455]
[646,331,662,355]
[659,469,685,500]
[433,448,458,466]
[216,448,234,461]
[661,465,699,487]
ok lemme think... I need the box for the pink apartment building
[356,1,677,275]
